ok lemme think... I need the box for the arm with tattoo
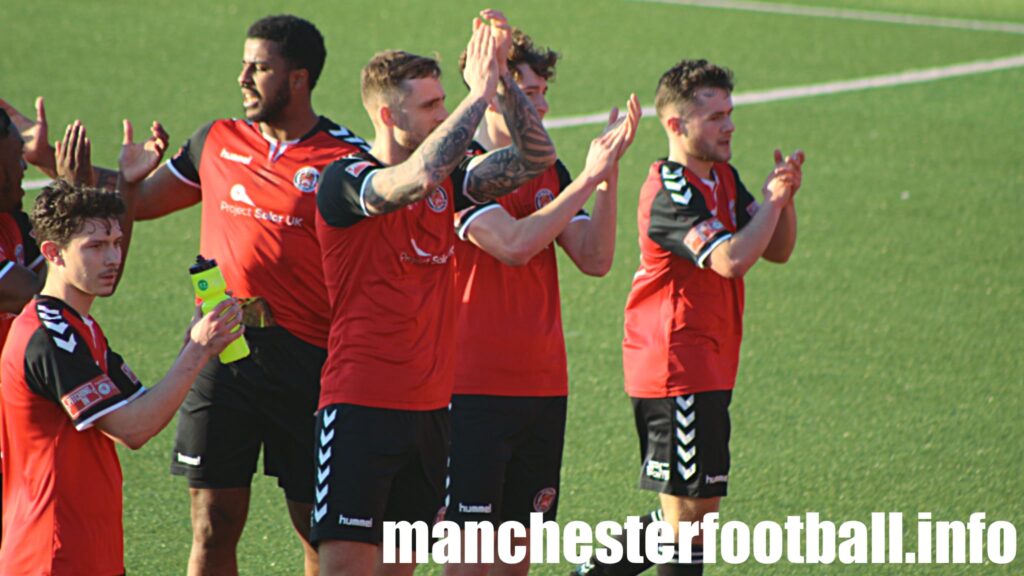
[363,96,489,216]
[465,72,557,202]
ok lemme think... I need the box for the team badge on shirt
[534,188,555,210]
[426,187,449,213]
[293,166,321,193]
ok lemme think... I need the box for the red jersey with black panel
[0,296,145,575]
[453,146,587,397]
[316,151,478,411]
[623,159,758,397]
[0,210,44,353]
[168,117,368,348]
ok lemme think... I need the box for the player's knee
[190,490,248,545]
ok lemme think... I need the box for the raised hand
[479,8,512,76]
[188,299,244,357]
[462,18,500,101]
[763,148,805,204]
[55,120,94,186]
[119,119,169,184]
[0,96,55,170]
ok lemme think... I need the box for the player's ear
[665,116,682,135]
[291,69,309,91]
[379,104,395,128]
[40,240,63,267]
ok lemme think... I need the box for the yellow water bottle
[189,255,250,363]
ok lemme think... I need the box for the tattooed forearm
[467,73,556,202]
[363,97,488,216]
[497,72,555,172]
[419,98,488,183]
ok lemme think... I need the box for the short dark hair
[361,50,441,107]
[31,180,125,246]
[459,28,559,83]
[655,59,734,118]
[247,15,327,89]
[0,108,12,138]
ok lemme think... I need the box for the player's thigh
[311,404,413,547]
[502,396,566,523]
[171,359,261,488]
[445,395,518,525]
[386,409,450,530]
[631,392,731,499]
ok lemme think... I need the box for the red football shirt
[168,117,368,348]
[1,296,145,575]
[316,151,478,410]
[623,160,758,397]
[0,210,44,353]
[452,152,586,397]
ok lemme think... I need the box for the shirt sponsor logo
[230,184,256,207]
[458,502,493,514]
[533,487,557,513]
[220,148,253,165]
[345,160,373,178]
[339,514,374,528]
[534,188,555,210]
[426,187,448,213]
[646,460,670,481]
[293,166,320,193]
[400,243,454,266]
[61,374,119,420]
[705,474,729,485]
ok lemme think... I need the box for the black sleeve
[452,142,489,212]
[554,159,589,221]
[647,170,732,268]
[731,166,759,230]
[24,309,144,430]
[316,156,382,228]
[168,121,215,186]
[11,211,43,272]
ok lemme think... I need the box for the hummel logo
[53,334,77,353]
[43,320,69,334]
[320,428,334,445]
[339,514,373,528]
[220,148,252,165]
[457,503,493,514]
[323,408,337,426]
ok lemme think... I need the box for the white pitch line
[543,53,1024,130]
[634,0,1024,35]
[22,55,1024,189]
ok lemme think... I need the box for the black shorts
[169,326,325,503]
[632,391,732,498]
[310,404,449,546]
[445,395,566,525]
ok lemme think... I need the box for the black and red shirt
[453,145,587,397]
[316,151,480,410]
[0,210,44,352]
[0,296,145,575]
[623,159,758,397]
[168,117,368,348]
